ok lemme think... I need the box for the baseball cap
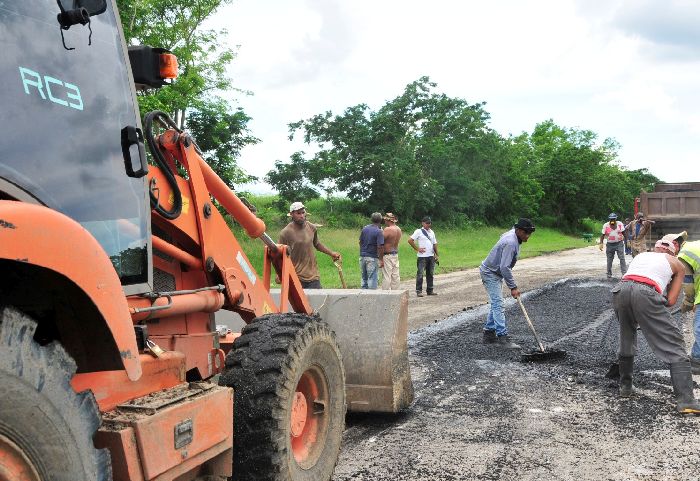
[422,216,432,223]
[289,201,305,213]
[514,218,536,233]
[655,239,677,254]
[608,213,618,220]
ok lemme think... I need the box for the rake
[517,297,567,362]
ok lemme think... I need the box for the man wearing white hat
[279,201,341,288]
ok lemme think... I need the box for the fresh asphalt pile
[334,278,700,481]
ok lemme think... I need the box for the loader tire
[0,307,112,481]
[219,313,346,481]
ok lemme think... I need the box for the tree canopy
[266,77,658,227]
[116,0,257,187]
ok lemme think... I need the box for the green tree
[115,0,257,188]
[274,77,514,222]
[186,99,259,188]
[265,152,321,208]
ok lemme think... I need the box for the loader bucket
[214,289,413,413]
[307,289,413,413]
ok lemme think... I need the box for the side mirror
[58,0,107,16]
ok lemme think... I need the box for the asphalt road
[334,258,700,480]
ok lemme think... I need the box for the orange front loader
[0,1,411,480]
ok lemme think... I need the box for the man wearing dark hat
[599,213,627,279]
[381,213,402,290]
[408,216,439,297]
[480,218,536,349]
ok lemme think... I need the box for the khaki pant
[630,238,647,257]
[382,254,400,290]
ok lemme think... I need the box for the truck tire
[0,307,112,481]
[219,313,346,481]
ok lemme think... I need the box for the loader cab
[0,0,153,294]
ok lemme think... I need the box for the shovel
[334,259,347,289]
[517,296,567,362]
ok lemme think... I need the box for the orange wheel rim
[0,434,41,481]
[290,365,329,467]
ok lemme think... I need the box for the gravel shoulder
[334,247,700,481]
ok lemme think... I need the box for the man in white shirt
[407,216,439,297]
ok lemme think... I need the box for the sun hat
[383,213,398,223]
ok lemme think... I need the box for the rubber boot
[495,335,521,350]
[482,329,497,344]
[618,355,634,398]
[690,357,700,376]
[670,361,700,414]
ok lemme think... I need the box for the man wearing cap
[381,213,402,290]
[599,213,627,279]
[480,218,536,349]
[279,201,341,289]
[408,216,439,297]
[612,236,700,414]
[359,213,385,289]
[626,212,655,257]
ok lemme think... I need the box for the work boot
[618,355,634,398]
[605,362,620,379]
[416,292,424,298]
[690,357,700,375]
[495,335,520,349]
[670,361,700,414]
[427,291,438,296]
[482,329,497,344]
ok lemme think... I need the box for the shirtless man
[381,213,402,290]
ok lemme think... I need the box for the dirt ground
[334,246,700,480]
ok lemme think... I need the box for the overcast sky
[208,0,700,192]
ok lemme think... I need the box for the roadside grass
[232,223,589,289]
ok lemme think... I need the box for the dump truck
[0,1,412,480]
[636,182,700,241]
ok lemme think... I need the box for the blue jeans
[360,256,379,289]
[691,307,700,359]
[481,268,508,336]
[415,256,435,293]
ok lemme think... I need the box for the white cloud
[207,0,700,191]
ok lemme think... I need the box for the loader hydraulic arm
[142,112,312,323]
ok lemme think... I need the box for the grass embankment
[234,224,588,289]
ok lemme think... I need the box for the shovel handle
[333,260,347,289]
[517,297,546,352]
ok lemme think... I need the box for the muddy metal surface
[334,278,700,480]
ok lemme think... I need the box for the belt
[622,277,662,293]
[385,251,398,255]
